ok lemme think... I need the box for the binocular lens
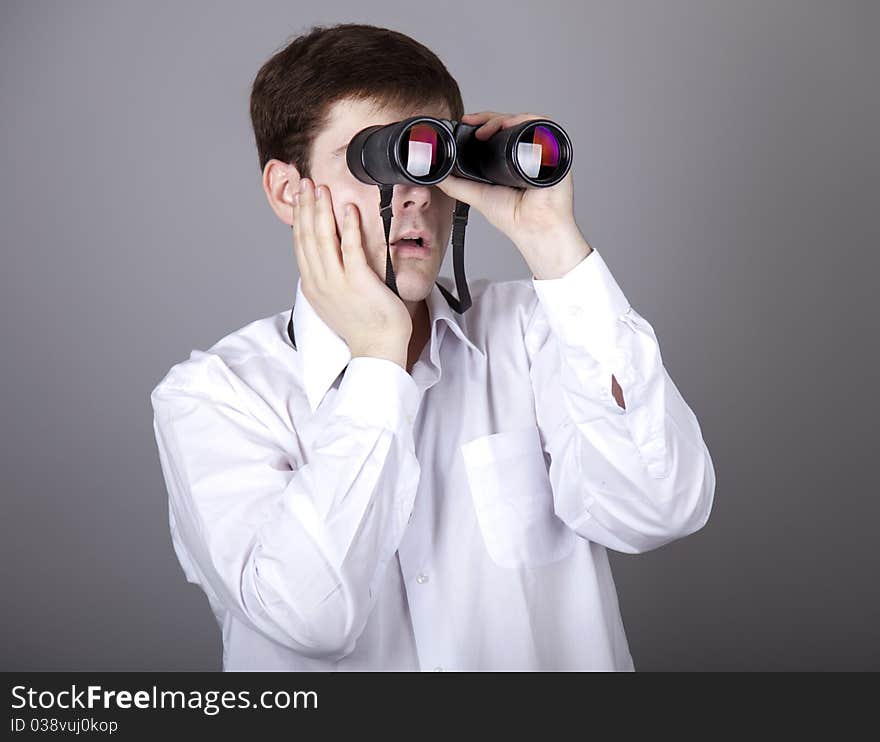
[515,123,563,181]
[397,122,449,180]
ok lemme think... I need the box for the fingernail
[293,193,299,205]
[316,186,323,201]
[299,179,308,193]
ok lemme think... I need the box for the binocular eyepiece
[346,116,572,189]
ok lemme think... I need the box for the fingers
[460,111,493,123]
[339,203,366,269]
[314,183,343,270]
[295,178,343,285]
[460,111,501,125]
[475,116,509,140]
[295,179,322,282]
[461,111,547,140]
[291,188,314,284]
[434,173,494,210]
[461,111,505,138]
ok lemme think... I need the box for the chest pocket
[460,424,577,569]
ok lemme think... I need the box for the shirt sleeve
[525,248,716,554]
[151,354,421,659]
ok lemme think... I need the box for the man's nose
[393,182,432,212]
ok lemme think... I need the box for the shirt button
[416,573,429,584]
[433,666,444,672]
[569,305,583,317]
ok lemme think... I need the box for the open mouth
[390,228,430,251]
[391,236,425,248]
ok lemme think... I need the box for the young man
[151,23,715,671]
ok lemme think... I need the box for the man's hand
[435,111,592,280]
[292,178,412,368]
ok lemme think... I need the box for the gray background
[2,0,877,671]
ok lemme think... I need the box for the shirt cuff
[331,356,421,433]
[531,248,632,366]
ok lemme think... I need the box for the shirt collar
[286,276,484,413]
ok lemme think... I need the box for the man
[151,23,715,671]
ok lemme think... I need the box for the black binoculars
[339,115,573,316]
[346,116,572,189]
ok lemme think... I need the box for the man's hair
[249,23,465,179]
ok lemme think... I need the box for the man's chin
[383,265,437,302]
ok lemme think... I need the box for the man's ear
[262,159,301,227]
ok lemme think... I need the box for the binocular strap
[438,198,472,314]
[378,185,399,297]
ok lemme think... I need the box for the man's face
[302,96,456,303]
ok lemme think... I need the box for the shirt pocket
[460,424,577,569]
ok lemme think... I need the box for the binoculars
[346,116,572,189]
[346,115,573,316]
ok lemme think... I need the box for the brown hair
[249,23,465,179]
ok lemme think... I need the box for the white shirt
[150,248,715,672]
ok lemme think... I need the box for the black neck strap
[379,184,399,297]
[437,198,472,314]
